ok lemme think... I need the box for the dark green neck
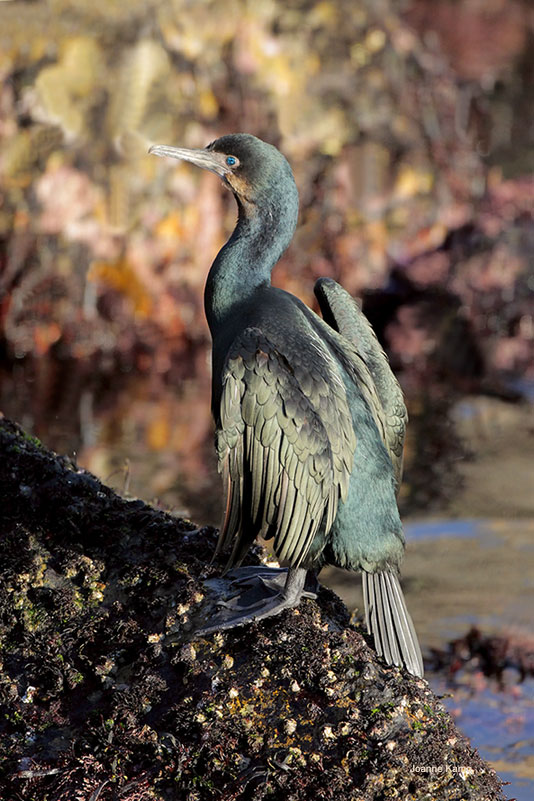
[204,184,299,335]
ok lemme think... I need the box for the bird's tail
[362,569,424,678]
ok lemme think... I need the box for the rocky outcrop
[0,417,504,800]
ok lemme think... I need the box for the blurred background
[0,0,533,796]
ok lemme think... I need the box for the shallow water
[430,673,534,801]
[412,519,534,801]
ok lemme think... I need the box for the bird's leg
[224,565,318,598]
[195,566,317,635]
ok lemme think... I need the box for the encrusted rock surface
[0,417,505,800]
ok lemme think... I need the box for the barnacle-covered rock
[0,417,504,800]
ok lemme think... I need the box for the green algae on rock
[0,417,505,800]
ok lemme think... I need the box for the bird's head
[149,133,298,215]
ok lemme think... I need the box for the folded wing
[314,277,407,490]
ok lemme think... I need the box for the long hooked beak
[149,144,228,178]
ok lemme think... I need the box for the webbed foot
[196,566,317,635]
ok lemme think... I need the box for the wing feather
[314,277,407,490]
[214,327,356,570]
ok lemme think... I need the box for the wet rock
[431,625,534,685]
[0,417,505,800]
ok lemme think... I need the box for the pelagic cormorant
[150,134,424,678]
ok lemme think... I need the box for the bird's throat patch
[227,174,256,208]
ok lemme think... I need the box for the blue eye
[226,156,237,166]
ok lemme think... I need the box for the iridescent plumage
[150,134,423,677]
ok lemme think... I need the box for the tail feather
[378,572,402,667]
[362,569,424,678]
